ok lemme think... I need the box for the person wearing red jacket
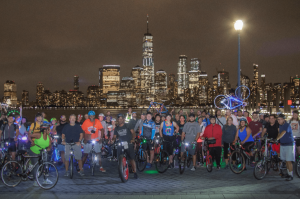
[201,116,223,170]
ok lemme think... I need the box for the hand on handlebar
[76,142,81,146]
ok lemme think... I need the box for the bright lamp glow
[234,20,243,30]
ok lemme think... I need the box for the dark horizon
[1,0,300,101]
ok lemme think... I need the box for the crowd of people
[0,106,299,187]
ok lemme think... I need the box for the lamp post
[234,20,243,99]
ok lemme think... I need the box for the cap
[117,114,124,118]
[98,113,105,117]
[189,113,195,117]
[278,114,285,119]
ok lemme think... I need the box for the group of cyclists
[0,106,299,189]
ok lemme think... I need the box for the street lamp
[234,20,243,99]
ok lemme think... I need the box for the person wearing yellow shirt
[28,113,44,144]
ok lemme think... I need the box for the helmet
[50,118,57,122]
[98,113,105,117]
[117,114,124,118]
[88,111,95,116]
[111,118,116,122]
[239,117,248,124]
[278,113,286,119]
[40,122,51,131]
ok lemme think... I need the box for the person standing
[225,110,238,127]
[125,107,133,124]
[133,113,145,135]
[277,114,294,181]
[196,117,206,166]
[216,110,226,129]
[181,113,201,171]
[159,114,179,168]
[81,111,105,172]
[249,112,262,139]
[154,115,161,136]
[201,116,223,170]
[221,117,237,169]
[62,114,84,176]
[289,110,300,156]
[56,115,68,166]
[244,111,252,124]
[98,113,107,139]
[28,113,44,144]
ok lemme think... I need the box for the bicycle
[203,138,216,173]
[153,135,170,173]
[50,135,61,164]
[179,141,196,174]
[85,139,98,176]
[135,136,149,172]
[0,141,12,172]
[116,140,130,183]
[229,139,254,174]
[66,142,77,179]
[1,148,58,190]
[294,137,300,178]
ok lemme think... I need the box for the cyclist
[289,110,300,156]
[125,107,133,124]
[249,111,262,139]
[50,118,58,134]
[0,114,20,161]
[81,111,106,172]
[202,111,211,126]
[28,123,52,187]
[234,117,255,168]
[76,114,83,126]
[202,116,223,170]
[56,115,68,166]
[154,115,161,136]
[98,113,107,139]
[196,117,206,166]
[159,114,179,169]
[141,112,156,168]
[133,113,146,136]
[181,113,201,171]
[225,110,238,127]
[28,113,44,144]
[221,117,237,169]
[62,114,84,176]
[216,110,226,129]
[277,114,294,181]
[261,114,280,157]
[112,114,138,179]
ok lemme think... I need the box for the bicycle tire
[70,156,73,179]
[206,156,213,173]
[295,159,300,178]
[1,161,22,187]
[118,155,128,183]
[155,150,169,173]
[229,150,245,174]
[179,153,186,175]
[253,160,267,180]
[136,150,147,172]
[36,162,58,190]
[187,155,192,168]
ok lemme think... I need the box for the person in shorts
[62,114,84,176]
[277,114,294,181]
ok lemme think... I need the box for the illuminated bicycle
[214,86,250,110]
[147,101,169,114]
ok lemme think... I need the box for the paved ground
[1,159,300,199]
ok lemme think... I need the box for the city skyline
[0,1,300,101]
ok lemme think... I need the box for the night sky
[1,0,300,101]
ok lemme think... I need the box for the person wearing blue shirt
[276,114,294,181]
[141,112,156,168]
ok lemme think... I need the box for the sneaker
[224,165,229,169]
[42,178,53,185]
[191,166,196,171]
[217,166,220,170]
[99,167,106,172]
[78,170,85,176]
[168,165,171,169]
[281,174,289,178]
[64,171,70,177]
[33,181,39,187]
[286,175,293,181]
[134,172,138,179]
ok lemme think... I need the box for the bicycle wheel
[214,95,229,109]
[136,150,147,172]
[179,153,186,175]
[187,155,192,168]
[296,159,300,178]
[1,161,22,187]
[155,150,169,173]
[70,156,73,179]
[118,155,128,183]
[229,151,245,174]
[91,153,96,176]
[253,160,267,180]
[36,162,58,190]
[206,156,213,173]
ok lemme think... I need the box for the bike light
[143,139,146,143]
[92,140,96,144]
[21,137,27,141]
[185,143,189,146]
[94,157,98,160]
[5,142,9,146]
[157,136,159,138]
[54,136,59,138]
[118,143,121,146]
[70,151,73,154]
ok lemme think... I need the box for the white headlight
[94,157,98,160]
[92,140,96,144]
[185,143,189,146]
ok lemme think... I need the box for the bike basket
[207,139,216,145]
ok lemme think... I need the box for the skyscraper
[141,15,155,102]
[131,66,143,91]
[189,58,200,90]
[99,65,121,94]
[22,90,29,106]
[3,80,17,106]
[217,70,230,95]
[177,55,188,96]
[168,74,176,99]
[74,75,79,91]
[253,63,259,87]
[199,71,209,104]
[190,58,201,72]
[36,82,44,106]
[155,70,168,102]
